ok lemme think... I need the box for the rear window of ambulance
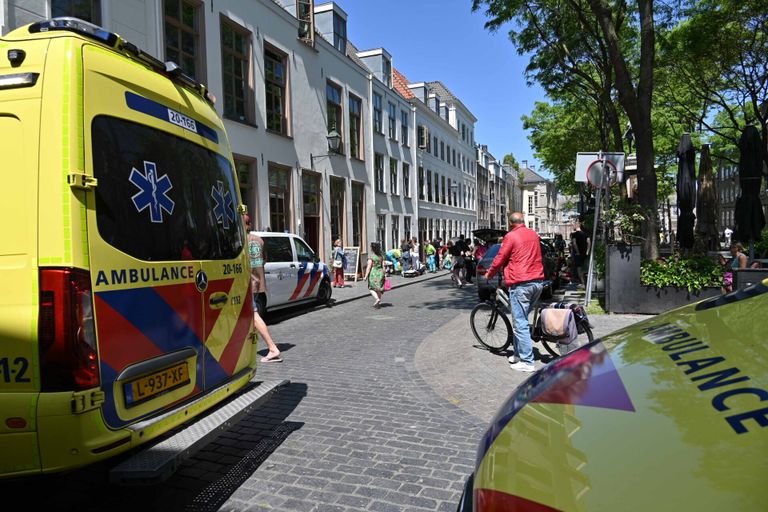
[91,115,243,261]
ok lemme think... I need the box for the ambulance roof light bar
[28,17,118,47]
[27,17,215,106]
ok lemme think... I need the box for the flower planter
[605,244,720,315]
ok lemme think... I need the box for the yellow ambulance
[0,18,260,478]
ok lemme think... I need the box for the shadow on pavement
[0,383,309,511]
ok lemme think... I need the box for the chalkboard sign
[342,246,360,281]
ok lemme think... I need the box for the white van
[252,232,332,312]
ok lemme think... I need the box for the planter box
[605,244,721,315]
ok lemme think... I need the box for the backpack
[539,307,579,344]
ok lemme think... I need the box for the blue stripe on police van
[125,91,219,144]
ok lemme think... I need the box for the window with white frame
[390,158,398,195]
[221,17,253,123]
[348,94,362,159]
[377,214,386,245]
[403,163,410,198]
[401,110,409,146]
[418,166,424,200]
[264,45,287,134]
[163,0,201,80]
[391,215,400,248]
[375,153,385,192]
[383,58,392,87]
[373,93,383,134]
[326,81,343,151]
[333,12,346,53]
[54,0,101,23]
[388,102,397,139]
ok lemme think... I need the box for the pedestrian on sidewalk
[245,215,282,363]
[486,212,545,373]
[385,246,401,274]
[425,240,437,272]
[331,238,346,288]
[410,237,421,272]
[363,241,386,308]
[399,238,412,272]
[447,240,466,287]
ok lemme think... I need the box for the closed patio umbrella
[733,125,766,259]
[676,133,696,249]
[695,144,719,251]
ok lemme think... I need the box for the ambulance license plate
[124,362,190,407]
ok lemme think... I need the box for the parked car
[475,239,560,301]
[252,232,332,313]
[458,280,768,511]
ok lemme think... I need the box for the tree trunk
[588,0,659,259]
[634,120,660,258]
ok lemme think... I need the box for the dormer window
[333,12,346,53]
[382,58,391,87]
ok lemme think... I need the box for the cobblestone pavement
[5,273,652,511]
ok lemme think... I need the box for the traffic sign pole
[585,152,608,306]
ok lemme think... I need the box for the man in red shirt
[486,212,545,372]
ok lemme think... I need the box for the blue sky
[341,0,546,170]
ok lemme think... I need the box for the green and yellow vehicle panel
[472,280,768,511]
[0,20,256,478]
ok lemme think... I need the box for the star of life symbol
[129,161,175,223]
[211,180,235,229]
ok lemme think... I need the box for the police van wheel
[317,279,332,305]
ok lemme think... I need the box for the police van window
[263,237,293,263]
[91,116,243,261]
[294,238,315,262]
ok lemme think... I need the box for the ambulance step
[109,378,289,485]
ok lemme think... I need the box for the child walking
[331,239,346,288]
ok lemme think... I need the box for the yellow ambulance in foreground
[460,280,768,511]
[0,18,263,478]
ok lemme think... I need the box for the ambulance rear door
[81,44,249,429]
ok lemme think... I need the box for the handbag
[332,259,343,268]
[383,277,392,291]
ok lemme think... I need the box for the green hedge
[640,256,723,292]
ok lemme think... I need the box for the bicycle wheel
[540,321,594,358]
[470,302,512,352]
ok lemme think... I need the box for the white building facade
[395,76,477,243]
[2,0,484,258]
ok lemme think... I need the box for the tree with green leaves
[658,0,768,169]
[473,0,662,259]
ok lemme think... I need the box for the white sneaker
[507,355,519,363]
[510,361,536,372]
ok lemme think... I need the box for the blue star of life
[211,180,235,229]
[129,161,175,223]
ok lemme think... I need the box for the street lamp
[310,128,342,168]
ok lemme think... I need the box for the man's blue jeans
[509,281,545,364]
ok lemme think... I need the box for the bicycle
[469,279,594,358]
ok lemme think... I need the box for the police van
[252,232,332,313]
[0,18,278,479]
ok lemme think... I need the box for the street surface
[3,274,649,511]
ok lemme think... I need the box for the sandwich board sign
[575,152,625,188]
[342,246,360,281]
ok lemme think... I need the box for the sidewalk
[330,272,651,338]
[329,268,448,305]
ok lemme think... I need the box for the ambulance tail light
[39,268,99,391]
